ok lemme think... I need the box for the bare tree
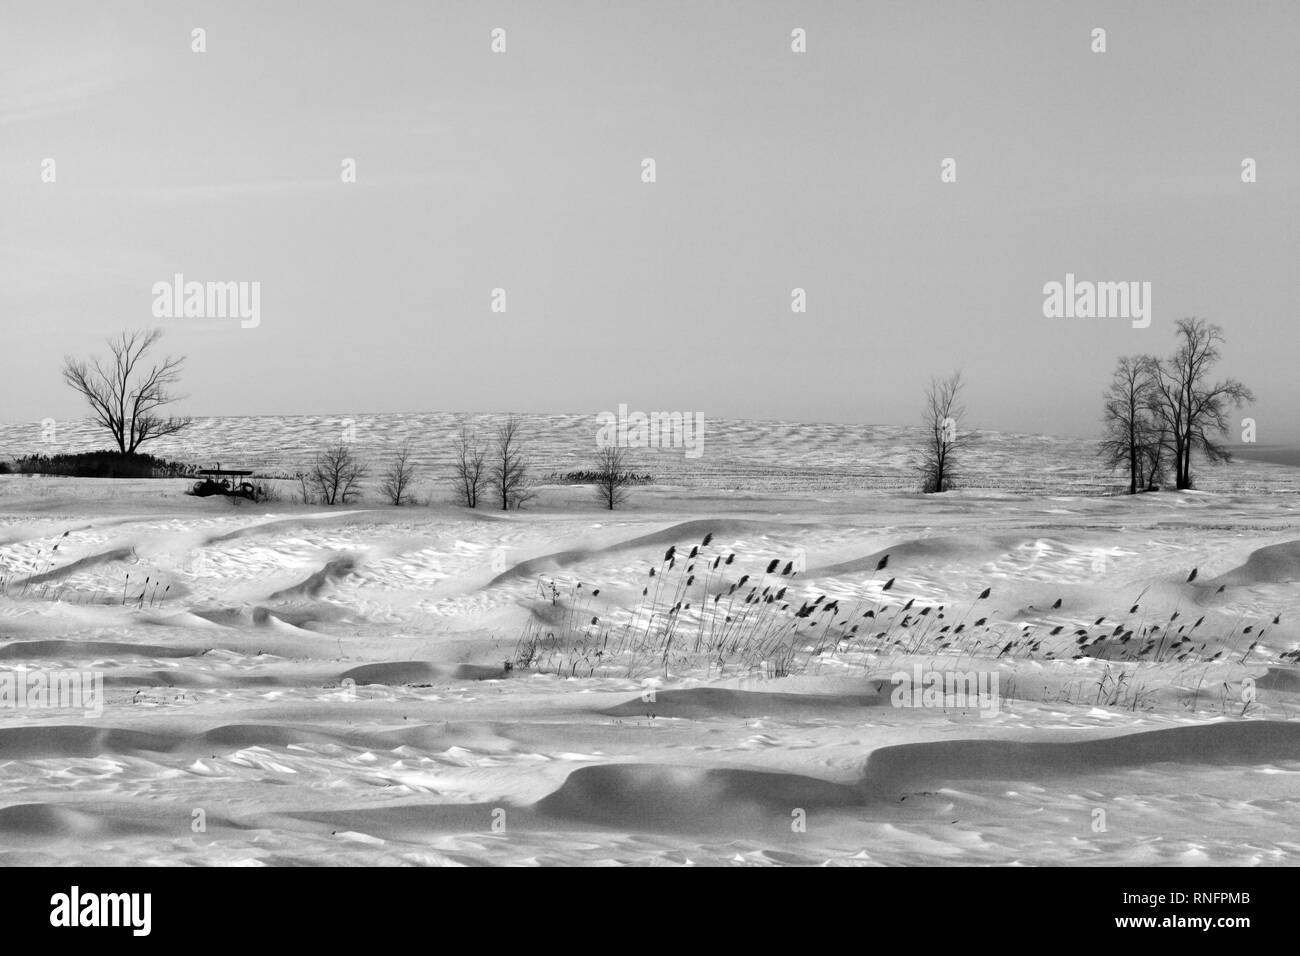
[310,444,367,506]
[1146,318,1254,490]
[490,415,534,510]
[379,441,418,506]
[450,421,489,508]
[915,371,974,493]
[1140,421,1171,490]
[1099,356,1161,494]
[61,329,192,454]
[593,445,633,510]
[294,472,314,505]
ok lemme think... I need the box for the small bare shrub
[593,446,633,510]
[380,441,418,506]
[310,444,367,506]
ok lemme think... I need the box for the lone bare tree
[62,329,192,454]
[450,421,489,508]
[379,441,418,506]
[916,371,973,493]
[593,445,633,510]
[1146,318,1254,490]
[310,444,367,505]
[1099,356,1164,494]
[490,415,534,510]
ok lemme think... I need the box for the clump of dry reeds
[1,531,177,607]
[512,544,1288,718]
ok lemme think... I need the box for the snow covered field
[6,413,1298,495]
[2,467,1299,866]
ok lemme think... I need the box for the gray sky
[3,0,1297,440]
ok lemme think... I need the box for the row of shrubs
[542,470,655,485]
[4,451,199,479]
[0,445,656,512]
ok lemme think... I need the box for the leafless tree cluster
[915,371,975,493]
[450,421,489,508]
[1099,356,1168,494]
[450,416,534,510]
[61,329,192,454]
[309,444,367,505]
[1101,319,1253,493]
